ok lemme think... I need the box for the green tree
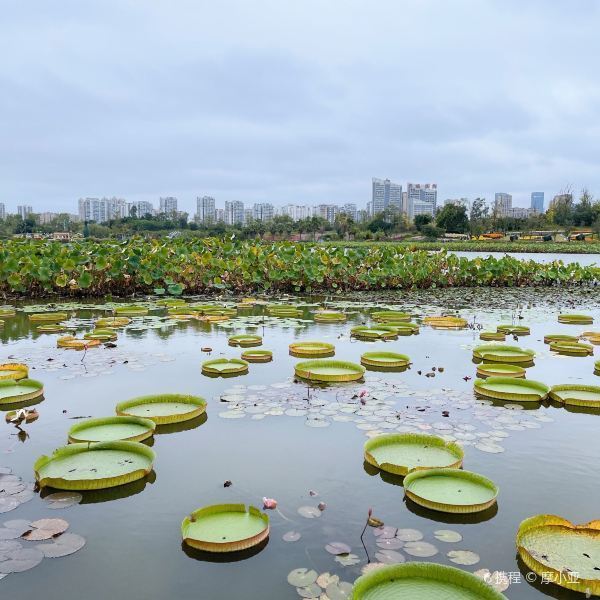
[413,214,432,232]
[435,204,469,233]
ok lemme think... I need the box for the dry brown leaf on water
[22,518,69,541]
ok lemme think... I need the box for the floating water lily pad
[352,562,508,599]
[68,416,156,443]
[36,324,67,333]
[476,363,526,378]
[116,394,206,425]
[0,308,15,318]
[404,468,498,514]
[479,332,506,342]
[371,311,412,322]
[34,441,155,490]
[289,341,335,357]
[596,360,600,375]
[22,518,69,541]
[287,567,318,587]
[447,550,480,565]
[549,384,600,408]
[228,334,262,347]
[202,358,249,376]
[181,504,269,553]
[294,360,365,382]
[474,377,549,402]
[582,331,600,345]
[29,312,68,323]
[114,305,149,316]
[472,345,535,364]
[424,316,468,329]
[558,313,594,324]
[496,324,530,335]
[42,491,82,509]
[361,352,410,368]
[516,514,600,595]
[96,317,131,328]
[240,350,273,363]
[434,529,462,543]
[57,336,101,350]
[0,363,28,381]
[0,546,44,574]
[385,322,420,335]
[549,340,594,356]
[364,433,464,476]
[313,311,346,322]
[84,328,117,342]
[351,326,398,340]
[0,379,44,406]
[543,334,579,345]
[36,532,86,558]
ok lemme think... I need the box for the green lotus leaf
[57,336,102,350]
[294,359,365,382]
[549,384,600,408]
[228,334,262,347]
[472,344,535,364]
[36,324,67,333]
[114,305,149,316]
[352,562,508,599]
[313,311,347,322]
[68,416,156,443]
[479,331,506,342]
[364,433,464,476]
[202,358,249,376]
[28,312,68,323]
[34,441,155,490]
[516,515,600,595]
[0,378,44,406]
[95,317,131,328]
[361,352,410,368]
[474,376,549,402]
[181,504,269,553]
[240,350,273,363]
[351,326,398,340]
[0,363,29,381]
[84,328,118,342]
[289,341,335,357]
[371,311,412,322]
[404,468,498,514]
[549,340,594,356]
[543,334,579,344]
[558,313,594,324]
[476,363,526,378]
[116,394,206,425]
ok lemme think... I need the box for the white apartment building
[494,193,512,217]
[159,196,178,215]
[224,201,244,225]
[252,203,274,222]
[407,183,437,220]
[372,178,402,215]
[17,205,33,219]
[196,196,216,224]
[277,204,312,221]
[130,200,154,217]
[0,202,5,220]
[340,203,357,220]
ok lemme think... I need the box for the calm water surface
[451,250,599,266]
[1,290,599,600]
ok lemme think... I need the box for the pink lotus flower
[262,497,277,509]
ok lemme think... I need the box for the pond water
[1,290,599,600]
[450,251,599,266]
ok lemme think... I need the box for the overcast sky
[2,0,599,215]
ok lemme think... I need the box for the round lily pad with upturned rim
[479,331,506,342]
[385,322,419,336]
[543,334,579,344]
[294,359,365,383]
[476,363,526,378]
[313,311,346,322]
[0,363,28,381]
[36,324,67,333]
[516,514,600,596]
[181,503,269,553]
[289,341,335,357]
[549,340,594,356]
[549,384,600,408]
[84,328,118,342]
[96,317,131,328]
[496,324,530,335]
[474,376,549,402]
[558,313,594,324]
[228,334,262,347]
[28,312,68,323]
[404,468,498,514]
[116,394,206,425]
[371,311,412,322]
[240,350,272,363]
[423,316,468,329]
[472,344,535,364]
[68,416,156,443]
[0,307,16,318]
[596,360,600,375]
[364,433,464,477]
[114,305,149,316]
[202,358,249,376]
[57,336,101,350]
[34,441,155,490]
[352,562,508,599]
[351,326,398,340]
[361,352,410,368]
[0,379,44,406]
[582,331,600,344]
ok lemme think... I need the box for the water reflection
[405,497,498,524]
[182,538,269,563]
[155,412,208,435]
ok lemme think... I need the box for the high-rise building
[0,203,5,220]
[444,198,470,211]
[277,204,312,221]
[17,205,33,219]
[106,197,128,219]
[372,178,402,215]
[78,198,108,223]
[159,196,178,215]
[196,196,216,224]
[38,212,59,225]
[530,192,544,213]
[215,208,225,222]
[407,183,437,220]
[244,209,253,224]
[509,207,535,219]
[224,201,244,225]
[340,203,357,221]
[130,200,154,217]
[253,203,274,222]
[494,193,512,217]
[316,204,339,224]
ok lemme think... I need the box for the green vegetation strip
[2,240,598,296]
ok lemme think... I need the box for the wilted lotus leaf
[0,546,44,573]
[287,568,318,587]
[325,542,351,555]
[23,518,69,541]
[317,572,339,588]
[395,528,423,542]
[434,529,463,543]
[43,491,83,509]
[282,531,301,542]
[36,533,86,558]
[375,549,405,564]
[447,549,481,565]
[403,541,438,557]
[325,580,353,599]
[334,553,360,567]
[298,506,321,519]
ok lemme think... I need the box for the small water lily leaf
[395,528,423,542]
[36,533,86,558]
[297,582,322,598]
[434,529,463,543]
[316,572,339,588]
[325,542,351,555]
[403,541,438,557]
[0,547,44,573]
[0,497,20,513]
[298,506,321,519]
[376,537,404,550]
[287,568,318,587]
[43,491,83,509]
[334,553,360,567]
[447,549,481,565]
[282,531,301,542]
[373,525,396,538]
[22,518,69,541]
[0,540,22,553]
[375,549,405,564]
[325,581,353,600]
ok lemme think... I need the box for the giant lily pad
[558,313,594,324]
[404,468,498,514]
[294,360,365,382]
[114,305,149,316]
[543,334,579,345]
[57,336,101,350]
[423,316,467,329]
[289,341,335,357]
[351,326,398,340]
[385,322,419,336]
[516,514,600,595]
[36,324,67,333]
[549,384,600,408]
[228,334,262,347]
[202,358,249,376]
[0,308,15,318]
[0,379,44,406]
[181,504,269,553]
[549,340,594,356]
[352,562,508,599]
[84,328,118,342]
[364,433,464,476]
[29,312,68,323]
[116,394,206,425]
[474,377,549,402]
[596,360,600,375]
[240,350,273,363]
[361,352,410,369]
[476,363,526,378]
[95,317,131,328]
[68,416,156,443]
[34,441,155,490]
[313,311,346,322]
[496,324,530,335]
[371,311,412,322]
[472,345,535,364]
[0,363,28,381]
[479,332,506,342]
